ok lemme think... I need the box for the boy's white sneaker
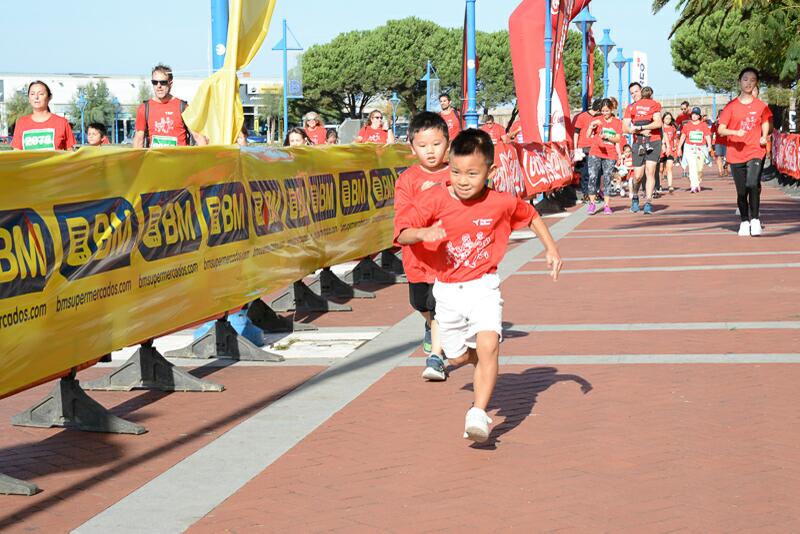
[750,219,762,236]
[738,221,750,237]
[463,407,492,443]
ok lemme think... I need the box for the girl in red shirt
[660,112,678,193]
[11,80,76,151]
[718,67,771,237]
[586,99,624,215]
[355,110,395,144]
[303,111,327,145]
[677,107,712,193]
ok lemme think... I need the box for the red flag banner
[587,26,596,104]
[509,0,591,144]
[516,141,575,197]
[491,141,527,197]
[772,131,800,180]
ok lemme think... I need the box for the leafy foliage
[563,29,605,109]
[7,89,32,130]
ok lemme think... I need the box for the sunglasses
[151,80,170,87]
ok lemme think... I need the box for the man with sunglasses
[133,64,206,148]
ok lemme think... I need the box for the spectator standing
[355,110,395,144]
[479,115,509,144]
[438,93,462,141]
[303,112,327,145]
[11,80,76,151]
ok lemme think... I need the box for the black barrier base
[11,370,146,435]
[0,473,39,496]
[344,258,407,285]
[81,342,224,393]
[246,300,318,332]
[380,250,405,275]
[306,267,375,300]
[163,318,284,362]
[269,281,353,313]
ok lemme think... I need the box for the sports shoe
[421,354,447,381]
[603,205,612,215]
[587,202,597,215]
[645,143,654,154]
[637,145,646,157]
[422,324,432,355]
[630,197,640,213]
[643,202,653,215]
[750,219,762,236]
[669,187,675,194]
[738,221,750,236]
[463,407,492,443]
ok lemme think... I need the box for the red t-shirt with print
[588,116,624,159]
[623,98,663,141]
[394,165,451,283]
[356,126,389,144]
[661,124,677,156]
[12,114,76,150]
[440,110,462,141]
[135,97,189,147]
[681,121,711,147]
[718,97,770,164]
[305,126,327,145]
[394,185,539,283]
[573,111,596,149]
[480,123,506,145]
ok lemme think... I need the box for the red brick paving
[0,365,324,533]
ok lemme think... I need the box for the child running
[394,112,452,380]
[394,129,563,442]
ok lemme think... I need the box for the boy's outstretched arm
[529,217,563,280]
[397,220,446,245]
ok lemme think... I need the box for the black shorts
[408,282,436,315]
[632,139,662,166]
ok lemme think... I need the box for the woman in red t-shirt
[659,112,678,193]
[718,67,772,237]
[303,111,327,145]
[355,110,395,144]
[11,80,76,151]
[586,98,624,215]
[677,107,712,193]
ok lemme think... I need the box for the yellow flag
[184,0,278,144]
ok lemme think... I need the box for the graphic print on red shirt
[623,98,663,141]
[440,110,462,141]
[305,126,327,145]
[12,114,76,151]
[718,97,770,164]
[588,116,624,159]
[682,121,711,146]
[135,97,189,147]
[394,165,451,283]
[394,186,539,284]
[357,126,389,144]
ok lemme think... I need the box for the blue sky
[6,0,701,97]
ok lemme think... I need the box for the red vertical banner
[509,0,591,144]
[587,26,596,104]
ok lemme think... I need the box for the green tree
[127,81,152,120]
[68,80,117,128]
[563,29,605,109]
[6,88,32,131]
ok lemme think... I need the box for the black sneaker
[645,143,653,154]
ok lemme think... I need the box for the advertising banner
[772,131,800,180]
[632,51,648,87]
[491,140,575,198]
[0,144,412,399]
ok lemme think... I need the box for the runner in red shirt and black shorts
[718,67,772,237]
[11,80,76,151]
[623,84,663,214]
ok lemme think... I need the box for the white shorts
[432,273,503,358]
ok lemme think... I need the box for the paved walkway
[2,171,799,533]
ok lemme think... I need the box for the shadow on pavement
[462,367,592,450]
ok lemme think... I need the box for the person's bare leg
[430,319,442,355]
[644,160,658,201]
[665,160,674,189]
[631,166,645,195]
[448,349,475,367]
[472,331,500,410]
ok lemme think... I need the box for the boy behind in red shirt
[395,129,563,442]
[394,112,452,380]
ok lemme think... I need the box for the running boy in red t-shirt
[395,129,563,442]
[394,112,452,381]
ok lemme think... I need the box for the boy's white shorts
[433,273,503,358]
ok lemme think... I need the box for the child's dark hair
[449,129,494,165]
[87,122,107,136]
[739,67,760,81]
[591,98,602,112]
[599,98,613,111]
[439,93,451,101]
[408,111,449,143]
[283,127,309,146]
[326,128,338,140]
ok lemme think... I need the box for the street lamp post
[597,29,615,99]
[613,48,627,119]
[112,97,120,144]
[389,91,400,137]
[625,56,633,105]
[573,7,596,112]
[464,0,479,129]
[77,92,87,145]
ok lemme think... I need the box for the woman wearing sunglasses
[355,110,395,144]
[133,64,207,148]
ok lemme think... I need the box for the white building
[0,72,282,137]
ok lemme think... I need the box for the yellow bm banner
[0,143,413,399]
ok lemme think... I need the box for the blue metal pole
[211,0,228,72]
[81,110,85,144]
[114,110,119,143]
[626,59,632,105]
[543,1,553,142]
[465,0,479,129]
[580,21,588,112]
[602,49,610,98]
[425,60,432,112]
[282,19,289,139]
[617,63,624,119]
[712,93,717,117]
